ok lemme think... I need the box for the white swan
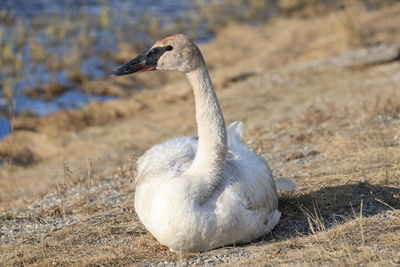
[112,34,296,252]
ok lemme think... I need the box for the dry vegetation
[1,3,400,266]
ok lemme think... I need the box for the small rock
[306,150,320,156]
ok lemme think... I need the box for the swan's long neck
[185,59,227,188]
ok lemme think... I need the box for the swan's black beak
[111,49,156,77]
[111,45,173,77]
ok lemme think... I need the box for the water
[0,0,192,18]
[0,116,11,139]
[0,0,205,139]
[14,90,115,115]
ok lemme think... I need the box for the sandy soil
[0,4,399,266]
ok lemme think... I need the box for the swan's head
[111,34,202,76]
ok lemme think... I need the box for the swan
[111,34,296,252]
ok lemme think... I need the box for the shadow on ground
[266,182,399,241]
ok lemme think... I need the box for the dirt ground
[0,4,399,266]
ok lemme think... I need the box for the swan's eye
[145,47,172,66]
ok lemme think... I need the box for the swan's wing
[225,121,278,212]
[224,156,278,212]
[136,136,197,185]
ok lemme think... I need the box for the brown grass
[23,81,69,100]
[237,215,400,266]
[1,3,400,266]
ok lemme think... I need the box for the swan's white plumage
[135,122,280,252]
[112,34,294,252]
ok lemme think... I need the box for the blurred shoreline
[0,0,201,138]
[1,0,397,139]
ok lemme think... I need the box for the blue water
[15,91,115,116]
[0,0,205,139]
[0,0,192,18]
[0,116,11,139]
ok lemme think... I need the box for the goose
[111,34,296,252]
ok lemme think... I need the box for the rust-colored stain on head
[152,34,189,47]
[153,36,175,47]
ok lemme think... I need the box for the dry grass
[1,3,400,266]
[237,215,400,266]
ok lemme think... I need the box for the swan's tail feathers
[275,177,298,191]
[227,121,243,148]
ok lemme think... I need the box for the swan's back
[136,122,256,185]
[136,136,197,186]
